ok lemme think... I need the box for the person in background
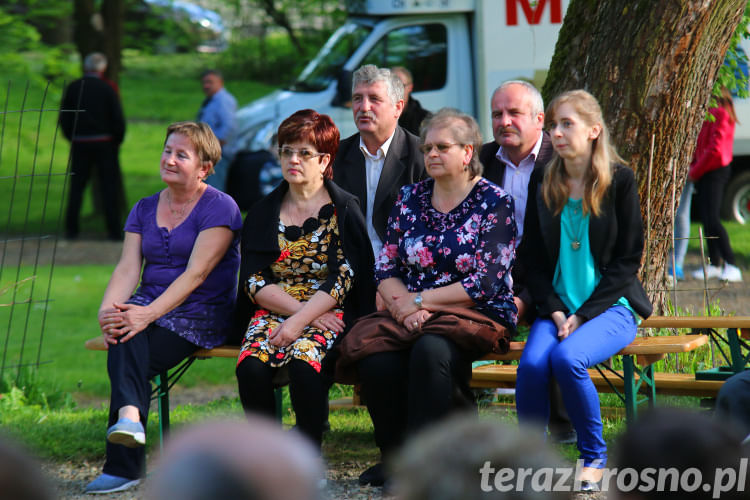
[85,122,242,494]
[59,52,126,241]
[234,109,374,450]
[337,108,517,487]
[670,179,693,281]
[479,80,574,444]
[198,69,237,192]
[690,86,742,282]
[516,90,652,490]
[391,66,431,136]
[258,133,283,197]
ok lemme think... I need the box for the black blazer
[231,179,376,344]
[522,164,653,321]
[479,132,554,310]
[332,126,426,243]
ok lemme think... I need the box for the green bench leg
[622,355,656,424]
[728,327,745,374]
[623,355,637,423]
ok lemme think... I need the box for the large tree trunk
[72,0,124,82]
[101,0,125,83]
[72,0,101,66]
[543,0,745,314]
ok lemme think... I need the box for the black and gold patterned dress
[237,203,353,373]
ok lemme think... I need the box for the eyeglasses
[419,143,463,154]
[278,147,325,161]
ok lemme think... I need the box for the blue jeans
[673,181,693,270]
[516,306,637,467]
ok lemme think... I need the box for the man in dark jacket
[392,66,431,136]
[60,52,126,240]
[480,80,574,444]
[332,64,425,262]
[332,64,425,487]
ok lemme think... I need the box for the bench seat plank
[640,316,750,329]
[470,364,724,397]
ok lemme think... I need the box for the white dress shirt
[359,129,396,258]
[496,133,544,242]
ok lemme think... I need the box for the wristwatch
[414,292,423,309]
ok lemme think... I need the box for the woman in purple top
[85,122,242,495]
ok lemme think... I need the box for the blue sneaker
[106,417,145,448]
[85,473,140,494]
[668,265,684,281]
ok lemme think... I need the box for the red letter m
[506,0,562,26]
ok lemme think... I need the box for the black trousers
[716,370,750,438]
[357,334,475,460]
[236,356,328,447]
[66,141,123,240]
[695,166,736,266]
[103,325,198,479]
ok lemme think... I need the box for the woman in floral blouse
[235,109,374,448]
[343,108,517,487]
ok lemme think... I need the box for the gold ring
[413,322,418,327]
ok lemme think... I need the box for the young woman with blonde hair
[515,90,653,490]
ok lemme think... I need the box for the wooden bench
[84,315,750,442]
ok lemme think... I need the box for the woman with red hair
[234,109,374,447]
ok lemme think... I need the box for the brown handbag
[334,307,512,383]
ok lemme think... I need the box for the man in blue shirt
[198,69,237,191]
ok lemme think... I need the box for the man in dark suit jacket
[480,80,573,443]
[332,64,425,487]
[333,64,425,262]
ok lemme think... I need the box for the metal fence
[0,80,68,384]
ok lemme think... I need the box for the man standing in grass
[198,69,237,192]
[60,52,126,241]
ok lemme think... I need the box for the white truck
[232,0,750,223]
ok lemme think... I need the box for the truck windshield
[288,21,372,92]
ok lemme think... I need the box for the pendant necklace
[167,188,201,220]
[563,202,586,251]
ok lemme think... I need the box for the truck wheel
[723,170,750,224]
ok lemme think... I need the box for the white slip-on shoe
[692,265,722,280]
[721,263,743,282]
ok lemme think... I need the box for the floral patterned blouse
[375,178,517,327]
[237,203,354,372]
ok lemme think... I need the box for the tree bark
[72,0,101,68]
[100,0,125,83]
[543,0,745,314]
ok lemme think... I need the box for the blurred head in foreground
[393,414,571,499]
[146,417,324,500]
[610,408,749,500]
[0,434,54,500]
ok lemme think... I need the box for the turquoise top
[553,198,638,322]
